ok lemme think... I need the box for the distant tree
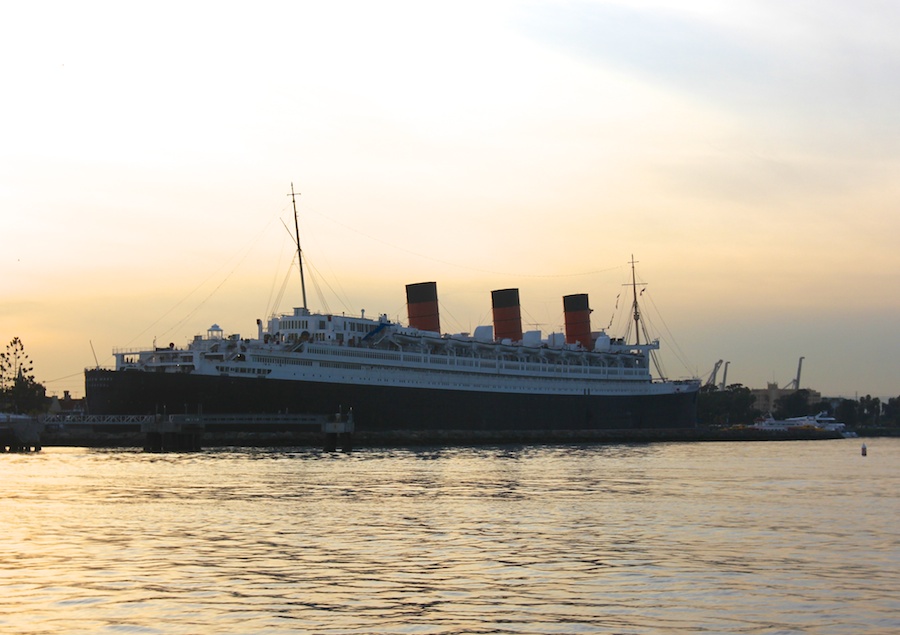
[697,383,761,426]
[773,389,811,419]
[835,399,860,427]
[883,396,900,427]
[0,337,30,391]
[0,337,48,413]
[858,395,881,426]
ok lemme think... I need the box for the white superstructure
[113,305,696,398]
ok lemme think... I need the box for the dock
[40,412,355,452]
[30,413,851,452]
[1,413,43,452]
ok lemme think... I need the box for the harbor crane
[782,356,805,390]
[719,361,730,391]
[706,360,723,387]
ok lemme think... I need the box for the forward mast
[289,182,308,312]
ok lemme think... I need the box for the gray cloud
[517,2,900,153]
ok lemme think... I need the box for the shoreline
[35,425,872,449]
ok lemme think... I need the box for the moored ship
[85,285,698,430]
[85,190,700,430]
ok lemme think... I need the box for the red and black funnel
[491,288,523,343]
[406,282,441,332]
[563,293,593,348]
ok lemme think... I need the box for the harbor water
[2,438,898,634]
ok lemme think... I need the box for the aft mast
[627,255,667,380]
[289,183,308,311]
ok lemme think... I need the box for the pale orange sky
[2,1,899,400]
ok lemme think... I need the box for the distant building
[751,382,821,414]
[48,390,85,415]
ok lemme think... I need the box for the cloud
[517,1,900,153]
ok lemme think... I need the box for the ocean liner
[85,191,699,430]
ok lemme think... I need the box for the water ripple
[0,440,898,634]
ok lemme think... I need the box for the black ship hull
[85,369,697,431]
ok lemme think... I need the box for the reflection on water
[1,440,898,634]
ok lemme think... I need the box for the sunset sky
[2,1,898,401]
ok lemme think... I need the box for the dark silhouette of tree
[0,337,48,413]
[883,396,900,426]
[858,395,881,425]
[809,397,832,415]
[697,383,761,426]
[0,337,31,389]
[835,399,859,427]
[773,389,811,419]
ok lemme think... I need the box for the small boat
[752,411,851,435]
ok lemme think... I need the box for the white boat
[752,411,850,434]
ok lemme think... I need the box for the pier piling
[323,412,354,452]
[142,416,204,452]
